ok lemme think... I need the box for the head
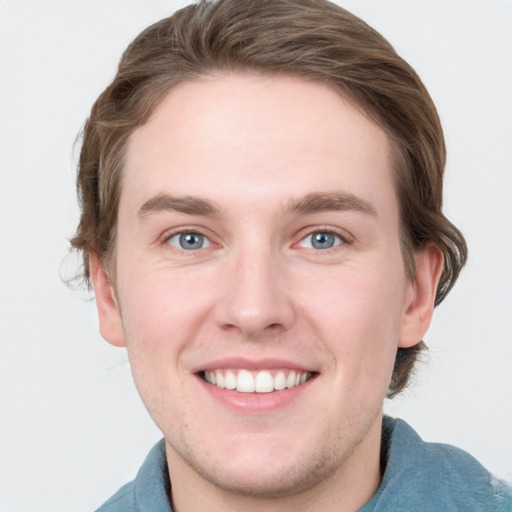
[71,0,466,504]
[71,0,466,398]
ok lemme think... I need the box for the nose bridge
[215,240,294,336]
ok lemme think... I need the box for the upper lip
[191,357,318,373]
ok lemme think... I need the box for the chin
[185,450,341,499]
[165,421,365,501]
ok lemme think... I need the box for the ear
[398,245,444,348]
[89,253,126,347]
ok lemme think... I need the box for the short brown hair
[70,0,467,397]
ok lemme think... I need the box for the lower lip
[197,375,315,413]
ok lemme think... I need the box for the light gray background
[1,1,511,510]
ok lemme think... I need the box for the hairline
[100,69,419,285]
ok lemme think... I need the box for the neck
[166,415,383,512]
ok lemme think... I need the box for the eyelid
[168,232,211,250]
[158,225,353,252]
[294,225,353,249]
[161,226,218,250]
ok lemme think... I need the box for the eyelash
[162,228,215,252]
[161,226,352,253]
[295,226,352,252]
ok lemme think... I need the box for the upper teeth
[203,369,311,393]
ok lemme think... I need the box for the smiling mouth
[201,369,315,393]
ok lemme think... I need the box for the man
[71,0,511,510]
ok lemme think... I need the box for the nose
[213,246,295,338]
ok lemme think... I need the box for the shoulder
[361,417,512,512]
[95,481,135,512]
[94,439,171,512]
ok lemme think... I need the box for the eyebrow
[137,191,377,219]
[138,194,222,218]
[285,191,377,217]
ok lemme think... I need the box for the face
[94,73,437,502]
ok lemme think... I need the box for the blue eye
[299,231,342,250]
[168,232,211,250]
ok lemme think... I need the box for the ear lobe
[398,245,444,348]
[89,253,126,347]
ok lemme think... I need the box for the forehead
[122,73,396,217]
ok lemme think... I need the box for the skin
[91,73,442,512]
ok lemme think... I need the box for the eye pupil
[179,233,204,250]
[311,232,335,249]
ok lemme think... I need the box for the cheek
[306,262,404,331]
[116,267,210,361]
[116,270,210,423]
[301,261,406,379]
[119,254,213,323]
